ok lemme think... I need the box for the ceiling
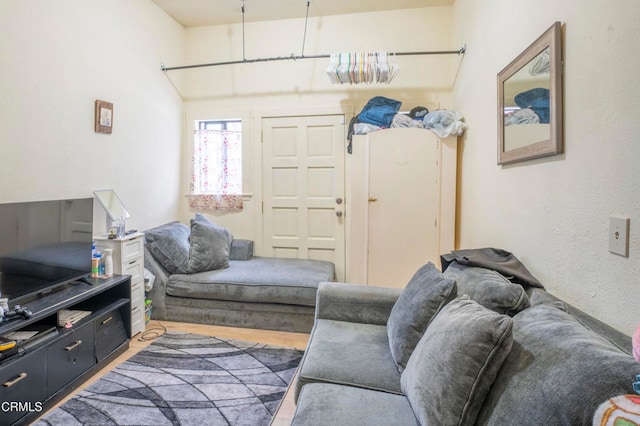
[151,0,453,28]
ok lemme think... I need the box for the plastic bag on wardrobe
[423,110,468,138]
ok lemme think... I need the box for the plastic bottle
[99,254,105,276]
[91,254,100,278]
[103,249,113,276]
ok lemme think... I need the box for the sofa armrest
[229,239,254,261]
[144,245,170,320]
[315,282,401,326]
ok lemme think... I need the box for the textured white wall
[0,0,185,232]
[452,0,640,335]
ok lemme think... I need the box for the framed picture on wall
[95,100,113,134]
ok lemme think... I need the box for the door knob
[336,211,343,218]
[336,197,343,205]
[368,196,378,202]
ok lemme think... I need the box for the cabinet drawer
[46,323,95,398]
[95,308,128,362]
[123,237,144,263]
[0,350,46,425]
[123,259,144,283]
[131,280,145,307]
[131,305,145,336]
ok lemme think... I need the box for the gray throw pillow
[387,262,457,371]
[187,217,233,273]
[193,212,213,225]
[401,296,513,426]
[443,262,530,315]
[476,303,640,425]
[144,221,190,274]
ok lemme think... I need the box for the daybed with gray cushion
[143,215,335,333]
[292,248,638,425]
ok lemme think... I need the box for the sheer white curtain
[189,129,243,212]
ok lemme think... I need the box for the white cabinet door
[348,128,457,288]
[262,115,346,281]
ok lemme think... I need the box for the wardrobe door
[366,129,439,287]
[348,128,455,287]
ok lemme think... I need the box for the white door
[366,129,439,287]
[262,115,346,281]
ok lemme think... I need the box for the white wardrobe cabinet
[347,128,457,288]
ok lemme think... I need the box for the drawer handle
[65,340,82,351]
[3,373,27,387]
[102,316,113,325]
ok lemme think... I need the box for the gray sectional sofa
[143,217,335,333]
[292,249,638,425]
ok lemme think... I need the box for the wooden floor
[33,320,309,425]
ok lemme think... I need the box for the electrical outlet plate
[609,216,630,257]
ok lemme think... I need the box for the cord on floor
[137,320,167,341]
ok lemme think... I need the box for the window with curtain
[189,119,243,212]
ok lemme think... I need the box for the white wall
[452,0,640,335]
[176,7,459,245]
[0,0,185,233]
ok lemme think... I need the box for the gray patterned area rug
[35,331,304,426]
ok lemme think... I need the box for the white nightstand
[94,232,145,336]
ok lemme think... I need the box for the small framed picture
[95,100,113,134]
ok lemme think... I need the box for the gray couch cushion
[401,296,513,426]
[167,257,334,306]
[187,217,232,273]
[295,319,403,401]
[292,383,419,426]
[387,262,457,371]
[443,262,530,315]
[476,303,640,425]
[229,239,254,261]
[144,221,190,274]
[527,288,633,352]
[441,247,543,288]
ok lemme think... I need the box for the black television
[0,198,94,305]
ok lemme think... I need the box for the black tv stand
[78,275,101,285]
[0,275,131,426]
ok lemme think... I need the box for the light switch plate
[609,216,630,257]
